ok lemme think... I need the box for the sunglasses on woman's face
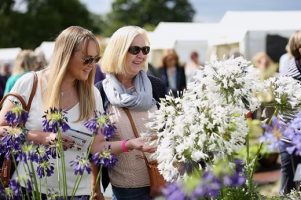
[82,56,101,65]
[128,46,150,55]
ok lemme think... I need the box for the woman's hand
[28,131,75,150]
[91,187,105,200]
[127,137,157,153]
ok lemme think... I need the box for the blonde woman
[94,26,166,200]
[0,26,101,199]
[4,49,39,94]
[0,26,152,199]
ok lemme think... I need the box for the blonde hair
[288,30,301,60]
[101,26,149,75]
[44,26,99,121]
[13,50,38,75]
[252,52,274,67]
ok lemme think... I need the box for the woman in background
[4,50,39,94]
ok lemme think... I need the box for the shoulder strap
[26,72,38,111]
[0,72,38,111]
[123,107,140,138]
[0,93,27,109]
[122,107,149,165]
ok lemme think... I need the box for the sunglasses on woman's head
[82,56,101,65]
[128,46,150,55]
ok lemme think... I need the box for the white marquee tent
[0,47,22,64]
[211,11,301,60]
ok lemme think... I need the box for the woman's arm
[91,130,156,155]
[0,99,74,148]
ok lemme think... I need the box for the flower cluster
[70,155,91,175]
[260,116,286,152]
[90,145,118,168]
[163,159,246,200]
[42,107,70,133]
[260,111,301,156]
[264,76,301,113]
[5,104,28,127]
[0,105,29,158]
[283,112,301,155]
[147,57,261,182]
[84,111,116,139]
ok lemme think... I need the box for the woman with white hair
[94,26,166,200]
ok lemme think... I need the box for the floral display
[0,107,117,199]
[147,57,262,182]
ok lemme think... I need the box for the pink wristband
[121,140,129,153]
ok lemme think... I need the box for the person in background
[279,45,292,75]
[159,50,186,96]
[147,62,160,78]
[185,51,202,83]
[4,50,39,95]
[252,52,277,80]
[278,30,301,195]
[34,48,48,70]
[94,25,166,200]
[0,62,11,99]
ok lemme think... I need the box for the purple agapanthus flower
[8,179,22,198]
[91,147,118,168]
[260,116,286,151]
[16,143,36,163]
[0,127,27,158]
[282,111,301,155]
[5,105,28,127]
[162,183,188,200]
[84,111,116,139]
[191,171,222,199]
[102,124,117,140]
[42,108,70,133]
[70,155,91,175]
[36,161,55,178]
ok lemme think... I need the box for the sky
[80,0,301,22]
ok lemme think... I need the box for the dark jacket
[158,65,186,96]
[94,74,166,191]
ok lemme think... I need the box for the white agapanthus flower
[146,57,262,182]
[265,76,301,113]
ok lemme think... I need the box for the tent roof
[220,11,301,31]
[0,48,22,63]
[150,22,218,49]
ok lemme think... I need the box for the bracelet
[121,140,129,153]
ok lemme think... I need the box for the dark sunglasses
[82,56,101,65]
[128,46,150,55]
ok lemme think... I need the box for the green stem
[267,107,279,125]
[56,143,62,196]
[71,175,83,199]
[57,130,67,199]
[24,162,35,200]
[71,135,97,197]
[30,161,42,200]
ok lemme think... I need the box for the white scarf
[103,71,155,111]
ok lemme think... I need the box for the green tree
[0,0,101,49]
[102,0,195,36]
